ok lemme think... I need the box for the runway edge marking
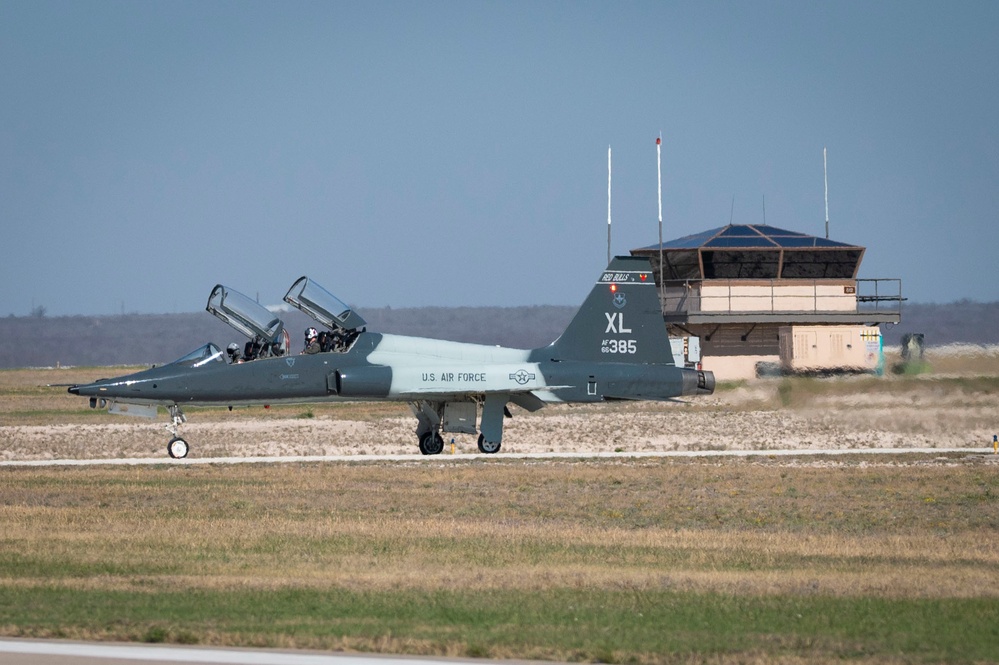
[0,448,988,468]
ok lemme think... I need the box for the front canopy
[168,343,224,368]
[206,285,285,343]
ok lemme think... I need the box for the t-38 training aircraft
[69,257,715,458]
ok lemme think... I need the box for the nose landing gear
[165,405,189,459]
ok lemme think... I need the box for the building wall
[699,280,858,313]
[778,325,883,372]
[678,323,782,381]
[673,322,883,381]
[700,354,779,381]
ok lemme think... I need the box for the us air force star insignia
[286,357,296,367]
[613,292,627,309]
[510,369,536,385]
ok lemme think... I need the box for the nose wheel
[167,437,190,459]
[165,405,190,458]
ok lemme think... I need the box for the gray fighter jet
[69,257,715,458]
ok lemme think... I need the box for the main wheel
[418,432,444,455]
[167,437,189,459]
[477,434,501,454]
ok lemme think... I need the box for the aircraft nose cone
[67,381,105,397]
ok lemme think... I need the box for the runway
[0,639,506,665]
[0,447,990,467]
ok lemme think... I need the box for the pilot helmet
[226,343,240,360]
[305,327,318,341]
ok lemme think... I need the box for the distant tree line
[0,306,575,369]
[1,301,994,369]
[878,301,999,347]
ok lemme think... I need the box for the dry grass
[3,460,998,600]
[883,343,999,375]
[2,360,999,662]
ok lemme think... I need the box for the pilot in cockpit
[302,327,321,354]
[226,343,242,364]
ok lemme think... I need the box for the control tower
[631,224,902,380]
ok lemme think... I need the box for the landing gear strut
[411,402,445,456]
[166,405,189,459]
[410,399,506,455]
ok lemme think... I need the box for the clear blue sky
[2,0,997,316]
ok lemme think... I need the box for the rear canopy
[284,277,367,332]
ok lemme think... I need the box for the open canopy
[284,277,366,332]
[206,285,285,343]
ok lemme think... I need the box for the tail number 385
[601,339,637,354]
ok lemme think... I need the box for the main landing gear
[410,400,504,455]
[418,432,445,455]
[166,405,190,459]
[477,434,501,454]
[418,431,500,454]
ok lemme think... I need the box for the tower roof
[631,224,865,280]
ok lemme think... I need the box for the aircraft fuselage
[69,256,715,457]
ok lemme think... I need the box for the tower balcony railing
[658,278,903,319]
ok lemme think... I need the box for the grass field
[2,460,999,663]
[1,354,999,663]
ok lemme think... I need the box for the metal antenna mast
[823,147,830,239]
[656,135,663,297]
[607,146,612,264]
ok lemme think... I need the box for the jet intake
[333,366,392,398]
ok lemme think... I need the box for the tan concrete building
[631,224,902,381]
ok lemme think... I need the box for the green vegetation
[771,373,999,409]
[2,585,997,662]
[2,460,998,663]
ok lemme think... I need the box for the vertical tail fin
[537,256,673,364]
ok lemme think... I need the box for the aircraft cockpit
[169,343,225,368]
[206,285,289,361]
[284,277,366,353]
